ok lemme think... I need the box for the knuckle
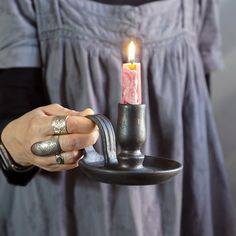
[52,103,70,113]
[66,117,76,133]
[84,108,95,115]
[68,134,79,149]
[33,107,43,114]
[86,108,94,115]
[52,103,63,109]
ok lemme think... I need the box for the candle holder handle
[85,114,117,165]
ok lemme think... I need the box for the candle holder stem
[117,104,146,169]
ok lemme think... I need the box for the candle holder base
[80,148,181,185]
[79,114,182,185]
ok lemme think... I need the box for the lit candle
[121,41,142,104]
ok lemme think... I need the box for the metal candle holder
[79,104,182,185]
[117,104,146,169]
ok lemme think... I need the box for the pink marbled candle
[121,62,141,104]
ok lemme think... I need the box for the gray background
[212,0,236,204]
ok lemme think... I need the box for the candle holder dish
[79,104,182,185]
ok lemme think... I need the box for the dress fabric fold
[0,0,235,236]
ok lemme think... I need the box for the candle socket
[117,103,146,169]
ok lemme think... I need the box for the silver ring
[55,154,64,164]
[51,116,68,135]
[31,136,62,156]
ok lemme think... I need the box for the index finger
[33,115,97,137]
[66,115,97,134]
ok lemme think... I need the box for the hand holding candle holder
[79,41,182,185]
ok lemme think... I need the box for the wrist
[1,123,32,167]
[0,140,35,173]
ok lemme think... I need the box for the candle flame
[128,41,136,63]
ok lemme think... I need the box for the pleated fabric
[0,0,235,236]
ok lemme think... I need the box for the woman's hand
[1,104,99,172]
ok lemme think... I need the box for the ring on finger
[51,116,69,135]
[55,153,64,164]
[31,136,62,156]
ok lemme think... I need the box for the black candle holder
[117,104,146,169]
[79,104,182,185]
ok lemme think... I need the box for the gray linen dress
[0,0,236,236]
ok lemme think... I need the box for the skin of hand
[1,104,99,172]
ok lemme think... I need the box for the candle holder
[79,104,182,185]
[117,103,146,169]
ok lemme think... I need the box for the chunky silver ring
[31,136,62,156]
[51,116,68,135]
[55,154,64,164]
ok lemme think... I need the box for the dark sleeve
[0,68,50,186]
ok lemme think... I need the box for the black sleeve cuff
[1,165,40,186]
